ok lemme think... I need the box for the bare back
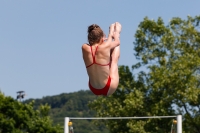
[82,42,111,89]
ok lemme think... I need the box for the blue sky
[0,1,199,99]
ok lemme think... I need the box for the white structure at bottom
[64,115,182,133]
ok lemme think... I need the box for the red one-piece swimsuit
[86,46,111,96]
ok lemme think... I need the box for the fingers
[103,37,108,41]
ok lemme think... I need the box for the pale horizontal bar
[68,116,176,120]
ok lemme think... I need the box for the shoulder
[82,43,90,52]
[82,43,89,49]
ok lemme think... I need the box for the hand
[103,37,108,42]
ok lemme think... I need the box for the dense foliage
[0,92,62,133]
[25,90,109,133]
[89,15,200,133]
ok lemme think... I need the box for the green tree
[134,15,200,133]
[25,90,109,133]
[89,15,200,133]
[89,66,172,133]
[0,92,62,133]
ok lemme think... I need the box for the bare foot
[115,22,122,33]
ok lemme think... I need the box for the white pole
[177,115,182,133]
[69,116,176,120]
[64,117,69,133]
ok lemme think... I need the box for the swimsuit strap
[86,46,110,68]
[91,45,98,63]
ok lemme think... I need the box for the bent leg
[115,22,122,33]
[107,46,120,95]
